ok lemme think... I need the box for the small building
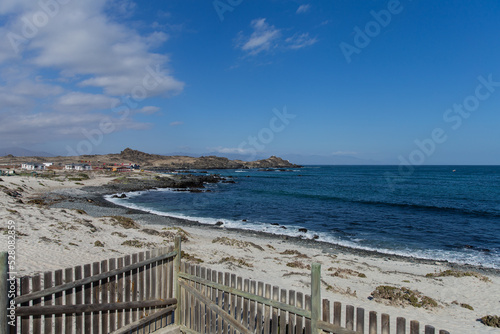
[65,163,92,171]
[21,163,45,171]
[112,166,131,172]
[43,162,54,167]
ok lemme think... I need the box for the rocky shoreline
[46,173,500,277]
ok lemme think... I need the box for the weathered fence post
[174,236,182,326]
[310,263,321,334]
[1,252,10,334]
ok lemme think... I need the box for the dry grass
[371,286,438,309]
[328,267,366,279]
[426,269,490,282]
[286,261,311,270]
[280,249,309,258]
[212,237,264,251]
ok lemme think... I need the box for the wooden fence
[2,237,451,334]
[177,262,450,334]
[1,240,180,334]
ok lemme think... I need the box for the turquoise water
[108,166,500,268]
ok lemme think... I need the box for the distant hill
[0,147,55,157]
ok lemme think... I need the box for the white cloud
[331,151,358,156]
[286,33,318,50]
[237,18,316,56]
[0,0,182,146]
[210,146,254,155]
[238,18,281,55]
[296,4,311,14]
[169,121,183,126]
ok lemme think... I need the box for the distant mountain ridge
[0,147,55,157]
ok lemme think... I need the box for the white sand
[1,174,498,333]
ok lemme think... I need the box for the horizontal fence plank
[16,298,177,316]
[317,320,358,334]
[109,305,176,334]
[15,250,177,305]
[179,272,311,319]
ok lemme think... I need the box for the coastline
[1,172,499,332]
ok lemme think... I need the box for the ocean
[106,166,500,269]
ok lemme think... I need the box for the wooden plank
[183,262,190,329]
[346,305,354,330]
[124,255,131,326]
[211,268,217,334]
[243,279,250,330]
[32,275,41,334]
[305,294,311,334]
[396,317,406,334]
[173,239,181,327]
[117,257,124,330]
[20,276,30,334]
[249,280,256,332]
[0,253,10,334]
[369,311,377,334]
[409,320,419,334]
[15,250,178,305]
[279,288,286,334]
[217,271,223,333]
[156,250,163,330]
[92,263,100,334]
[109,305,176,334]
[236,276,243,333]
[167,251,174,326]
[287,290,295,334]
[356,307,364,334]
[178,280,252,334]
[333,301,341,326]
[381,313,390,334]
[108,258,117,333]
[131,253,138,323]
[310,263,321,334]
[162,249,169,327]
[424,325,435,334]
[65,267,74,334]
[138,252,145,328]
[256,282,264,334]
[231,274,237,334]
[201,267,208,334]
[54,270,63,334]
[195,266,201,333]
[74,266,83,334]
[295,292,303,334]
[439,330,450,334]
[150,249,158,331]
[15,298,177,316]
[144,251,151,330]
[101,260,109,334]
[263,284,271,334]
[83,264,91,334]
[271,286,279,334]
[44,271,53,334]
[322,299,330,323]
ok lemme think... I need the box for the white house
[65,164,75,170]
[74,164,92,171]
[43,162,54,167]
[21,163,45,171]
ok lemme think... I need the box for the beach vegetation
[121,239,156,248]
[219,256,253,268]
[28,199,46,206]
[266,244,276,250]
[286,261,311,270]
[7,209,18,214]
[94,240,104,247]
[212,236,264,251]
[481,315,500,328]
[371,286,438,309]
[75,209,87,215]
[163,227,191,241]
[328,267,366,278]
[181,251,204,263]
[425,269,490,282]
[111,231,127,238]
[325,283,357,297]
[108,215,140,229]
[280,249,309,258]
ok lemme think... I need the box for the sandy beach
[1,171,499,333]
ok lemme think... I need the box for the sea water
[107,166,500,269]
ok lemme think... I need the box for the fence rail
[2,237,451,334]
[2,246,178,334]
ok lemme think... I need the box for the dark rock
[242,219,247,222]
[280,226,287,229]
[222,180,236,184]
[215,221,224,226]
[271,223,280,226]
[298,228,308,233]
[312,235,319,240]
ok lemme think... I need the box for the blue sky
[1,0,499,164]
